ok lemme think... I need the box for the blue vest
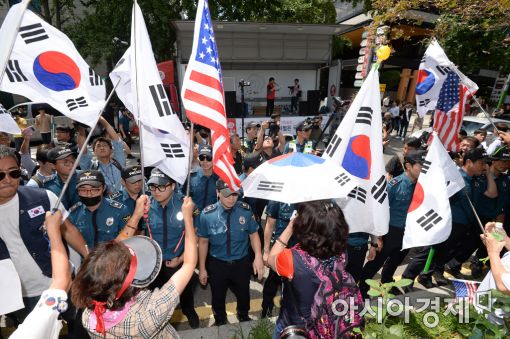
[0,186,52,277]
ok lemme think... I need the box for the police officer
[243,121,260,153]
[346,232,374,283]
[197,179,264,326]
[145,168,200,328]
[359,150,426,296]
[261,200,295,318]
[69,170,134,250]
[185,144,218,211]
[111,165,144,213]
[43,146,80,209]
[283,119,313,154]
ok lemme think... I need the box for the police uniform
[283,139,313,154]
[69,198,130,249]
[197,201,259,323]
[360,171,416,295]
[346,232,370,283]
[242,137,257,154]
[187,167,218,210]
[261,201,295,316]
[43,174,80,210]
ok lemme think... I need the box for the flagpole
[132,0,147,196]
[0,0,31,86]
[186,122,194,196]
[423,247,435,274]
[462,188,487,235]
[450,65,500,134]
[52,79,121,212]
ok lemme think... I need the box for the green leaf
[389,324,404,336]
[365,279,381,289]
[394,278,414,287]
[387,293,396,298]
[469,327,484,339]
[368,289,382,297]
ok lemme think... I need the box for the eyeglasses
[199,155,213,162]
[0,169,22,181]
[148,184,170,192]
[77,187,103,195]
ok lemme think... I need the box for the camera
[268,119,280,137]
[239,80,251,87]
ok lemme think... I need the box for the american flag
[433,70,477,151]
[451,278,479,303]
[181,0,240,190]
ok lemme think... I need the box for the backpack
[293,248,364,338]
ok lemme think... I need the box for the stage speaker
[298,101,308,115]
[306,90,321,116]
[225,91,237,117]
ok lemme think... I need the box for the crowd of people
[2,101,510,339]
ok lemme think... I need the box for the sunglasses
[199,155,213,162]
[0,169,22,181]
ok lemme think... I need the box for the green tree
[345,0,510,73]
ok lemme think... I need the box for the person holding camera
[253,117,285,160]
[283,120,313,154]
[290,79,301,114]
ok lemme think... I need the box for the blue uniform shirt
[472,174,510,220]
[111,188,138,213]
[265,201,295,239]
[79,139,126,194]
[147,193,192,261]
[387,173,416,228]
[347,232,370,247]
[69,198,131,249]
[187,167,218,210]
[43,173,80,210]
[450,169,474,225]
[197,201,259,261]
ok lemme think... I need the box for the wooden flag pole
[52,79,121,212]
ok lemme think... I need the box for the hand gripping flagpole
[449,64,501,134]
[52,79,121,213]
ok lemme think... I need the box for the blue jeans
[273,319,285,339]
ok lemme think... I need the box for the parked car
[7,102,73,143]
[411,116,510,140]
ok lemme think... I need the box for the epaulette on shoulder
[109,192,121,200]
[109,200,123,209]
[203,204,217,213]
[238,201,251,210]
[69,202,82,213]
[388,177,401,186]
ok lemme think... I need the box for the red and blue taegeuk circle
[33,51,81,91]
[415,69,435,95]
[342,135,371,180]
[268,152,325,167]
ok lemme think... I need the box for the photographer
[253,116,285,160]
[308,116,323,145]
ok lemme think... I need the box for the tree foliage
[364,0,510,73]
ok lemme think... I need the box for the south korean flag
[323,67,389,236]
[402,132,465,249]
[0,9,105,127]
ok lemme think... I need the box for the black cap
[48,146,75,162]
[121,165,143,184]
[489,146,510,161]
[147,168,172,186]
[464,148,489,162]
[198,144,212,157]
[243,153,264,170]
[216,179,239,197]
[404,150,427,165]
[296,120,311,132]
[77,170,105,188]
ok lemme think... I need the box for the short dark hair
[71,241,140,311]
[461,136,480,148]
[404,136,421,150]
[0,145,20,167]
[92,137,113,150]
[495,123,509,132]
[473,129,487,136]
[36,144,53,164]
[269,77,275,82]
[292,200,348,260]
